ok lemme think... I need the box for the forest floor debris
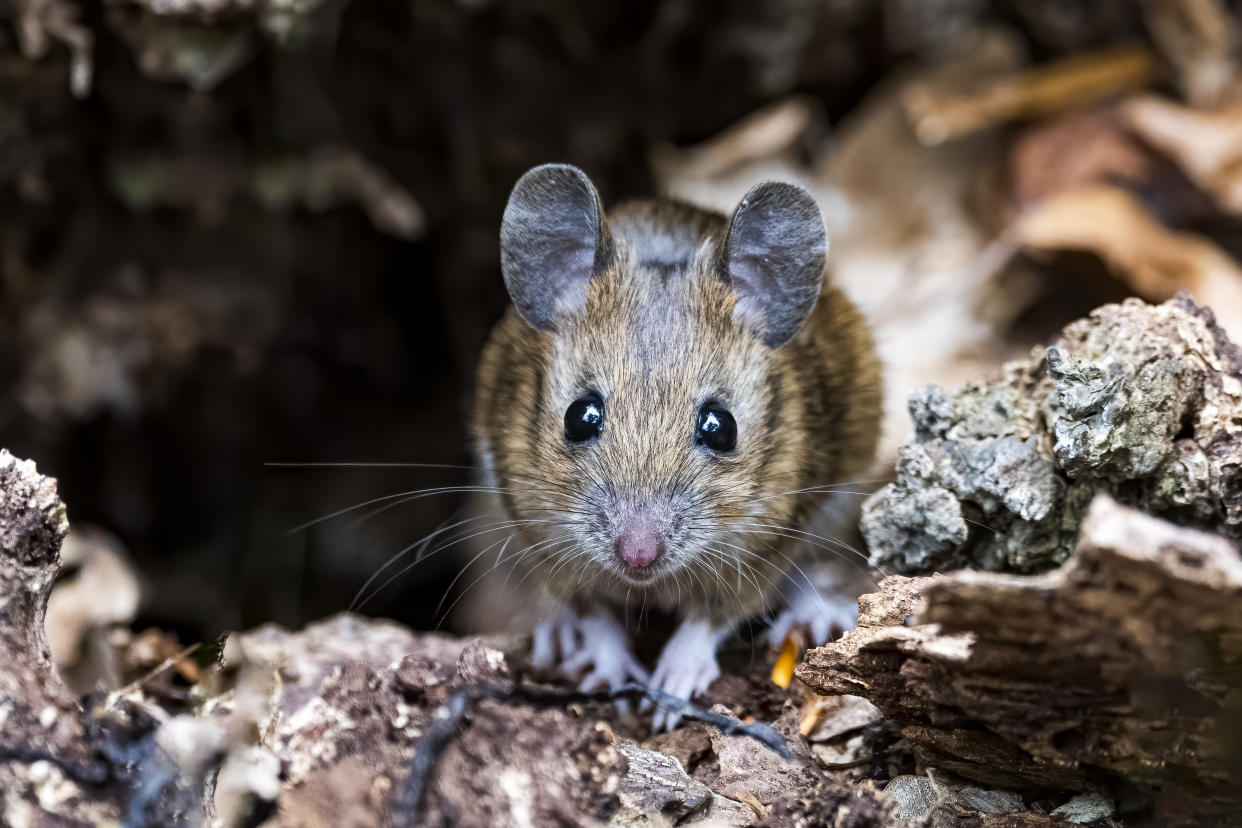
[803,494,1242,826]
[862,294,1242,574]
[6,314,1242,824]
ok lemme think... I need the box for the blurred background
[3,0,1242,665]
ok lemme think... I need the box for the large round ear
[500,163,608,331]
[719,181,826,348]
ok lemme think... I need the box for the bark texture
[0,446,898,827]
[802,494,1242,825]
[864,293,1242,574]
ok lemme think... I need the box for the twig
[902,46,1157,145]
[392,691,471,828]
[104,642,203,710]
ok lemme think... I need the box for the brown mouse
[472,163,881,728]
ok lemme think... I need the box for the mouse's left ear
[500,163,610,331]
[719,181,826,348]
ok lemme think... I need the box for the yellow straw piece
[770,636,798,689]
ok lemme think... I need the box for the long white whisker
[351,517,555,611]
[289,485,524,534]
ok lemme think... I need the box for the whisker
[438,537,582,630]
[433,529,540,620]
[963,516,1008,537]
[350,516,555,611]
[287,485,522,534]
[728,523,894,580]
[730,522,872,564]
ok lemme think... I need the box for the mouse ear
[719,181,826,348]
[500,163,608,331]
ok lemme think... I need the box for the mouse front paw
[765,586,858,648]
[531,605,578,670]
[556,611,650,698]
[645,618,730,731]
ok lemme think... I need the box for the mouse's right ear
[719,181,826,348]
[500,163,608,331]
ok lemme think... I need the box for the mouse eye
[696,404,737,453]
[564,395,605,443]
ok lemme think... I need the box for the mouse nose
[614,515,665,569]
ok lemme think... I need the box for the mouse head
[489,163,829,601]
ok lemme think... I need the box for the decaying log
[0,449,117,824]
[799,494,1242,824]
[0,447,898,827]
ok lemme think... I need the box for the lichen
[864,294,1242,574]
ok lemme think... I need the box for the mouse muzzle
[614,511,666,569]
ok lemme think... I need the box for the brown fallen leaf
[1123,94,1242,216]
[1016,184,1242,341]
[799,693,882,742]
[1005,108,1156,213]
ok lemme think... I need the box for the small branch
[392,691,471,828]
[902,46,1156,145]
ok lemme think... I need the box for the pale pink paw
[556,612,649,713]
[531,606,578,670]
[645,619,729,731]
[765,587,857,648]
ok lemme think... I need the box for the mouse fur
[471,164,881,723]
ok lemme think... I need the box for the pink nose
[615,515,665,569]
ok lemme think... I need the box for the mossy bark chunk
[864,294,1242,574]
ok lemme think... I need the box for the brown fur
[472,197,882,624]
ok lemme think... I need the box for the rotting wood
[799,494,1242,825]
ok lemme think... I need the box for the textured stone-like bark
[0,447,894,827]
[863,294,1242,574]
[0,449,119,824]
[801,495,1242,824]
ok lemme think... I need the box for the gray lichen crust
[863,294,1242,573]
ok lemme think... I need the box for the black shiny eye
[696,404,737,453]
[564,395,604,443]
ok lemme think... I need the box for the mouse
[471,163,882,729]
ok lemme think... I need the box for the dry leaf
[1123,94,1242,216]
[902,45,1156,146]
[1017,184,1242,341]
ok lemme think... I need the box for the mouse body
[471,164,881,727]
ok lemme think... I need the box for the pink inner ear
[730,293,762,334]
[500,163,605,331]
[721,184,826,348]
[549,244,597,318]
